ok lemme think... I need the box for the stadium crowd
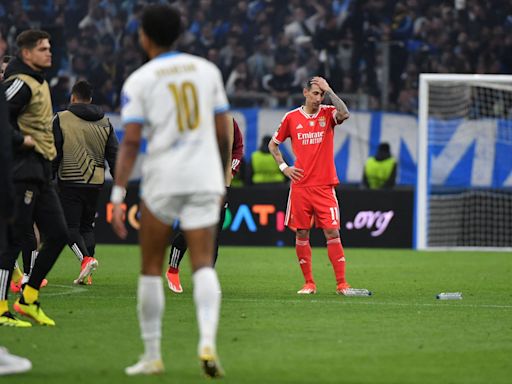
[1,0,511,113]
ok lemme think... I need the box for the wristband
[110,185,126,204]
[279,163,289,172]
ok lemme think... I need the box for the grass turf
[1,246,511,383]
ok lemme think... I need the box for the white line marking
[42,284,88,297]
[103,294,512,309]
[221,297,512,309]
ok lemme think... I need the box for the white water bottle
[436,292,462,300]
[342,288,372,297]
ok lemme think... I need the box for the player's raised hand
[284,166,304,182]
[111,203,128,239]
[310,77,331,93]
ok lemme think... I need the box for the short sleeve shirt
[273,105,339,187]
[121,51,229,196]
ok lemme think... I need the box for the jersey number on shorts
[168,82,200,132]
[329,207,339,221]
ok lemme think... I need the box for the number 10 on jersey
[168,82,200,132]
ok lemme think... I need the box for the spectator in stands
[362,142,397,189]
[79,4,113,38]
[60,35,79,75]
[50,73,71,112]
[2,0,512,112]
[247,35,274,87]
[314,14,341,79]
[0,55,10,80]
[284,4,325,44]
[294,55,320,89]
[273,33,296,67]
[249,135,286,185]
[262,62,296,107]
[226,61,251,96]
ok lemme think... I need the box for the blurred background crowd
[1,0,511,114]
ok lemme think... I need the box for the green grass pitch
[1,245,511,383]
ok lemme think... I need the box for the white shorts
[143,192,223,230]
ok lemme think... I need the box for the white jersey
[121,51,229,197]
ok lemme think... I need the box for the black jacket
[3,57,53,182]
[53,103,118,187]
[0,84,14,221]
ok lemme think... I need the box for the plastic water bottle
[436,292,462,300]
[342,288,372,297]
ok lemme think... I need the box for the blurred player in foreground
[269,76,353,295]
[165,116,243,293]
[111,4,231,378]
[0,347,31,375]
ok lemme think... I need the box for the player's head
[303,78,325,111]
[376,142,391,159]
[70,80,93,104]
[260,135,272,153]
[0,55,11,81]
[139,4,182,56]
[16,29,52,71]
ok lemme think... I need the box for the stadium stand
[0,0,511,112]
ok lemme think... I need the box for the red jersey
[273,105,340,187]
[231,118,244,175]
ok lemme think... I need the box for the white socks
[136,269,221,361]
[137,275,164,361]
[193,267,221,355]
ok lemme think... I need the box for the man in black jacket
[0,80,32,328]
[53,80,118,285]
[1,54,40,295]
[0,29,69,326]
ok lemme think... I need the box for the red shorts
[285,185,340,230]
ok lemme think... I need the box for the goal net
[416,74,512,250]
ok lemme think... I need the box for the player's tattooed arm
[311,76,349,123]
[326,89,349,121]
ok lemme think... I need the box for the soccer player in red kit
[268,76,351,295]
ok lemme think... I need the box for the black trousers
[58,185,100,258]
[0,180,68,297]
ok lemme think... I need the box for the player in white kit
[110,4,232,378]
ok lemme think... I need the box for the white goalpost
[416,74,512,251]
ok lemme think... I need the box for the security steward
[250,135,286,184]
[362,142,397,189]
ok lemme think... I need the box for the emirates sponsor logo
[297,131,324,145]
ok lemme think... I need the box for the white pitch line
[99,294,512,309]
[40,284,88,297]
[221,297,512,309]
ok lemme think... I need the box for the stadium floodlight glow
[416,74,512,251]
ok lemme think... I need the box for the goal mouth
[416,74,512,250]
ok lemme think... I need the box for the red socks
[327,237,347,284]
[295,237,314,284]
